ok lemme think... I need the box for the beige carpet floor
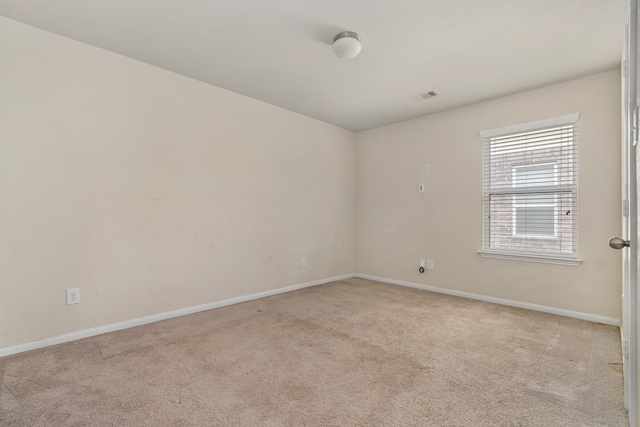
[0,278,628,426]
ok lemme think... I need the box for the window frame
[478,113,581,266]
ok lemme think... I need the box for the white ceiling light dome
[332,31,362,59]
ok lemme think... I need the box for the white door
[612,1,638,424]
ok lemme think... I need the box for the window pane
[515,206,555,236]
[513,163,556,187]
[487,192,575,255]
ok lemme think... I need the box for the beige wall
[357,70,622,319]
[0,15,624,351]
[0,17,356,349]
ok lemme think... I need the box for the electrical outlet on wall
[67,288,80,305]
[301,258,307,268]
[427,260,434,270]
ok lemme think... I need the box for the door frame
[622,0,638,424]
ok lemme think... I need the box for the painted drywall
[357,70,622,318]
[0,16,356,349]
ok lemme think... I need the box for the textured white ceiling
[0,0,627,131]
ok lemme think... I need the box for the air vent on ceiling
[411,91,439,102]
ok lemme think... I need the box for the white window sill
[478,250,582,266]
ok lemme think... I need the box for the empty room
[1,1,638,426]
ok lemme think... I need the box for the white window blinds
[481,115,578,258]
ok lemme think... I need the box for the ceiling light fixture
[332,31,362,59]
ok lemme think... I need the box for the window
[480,114,579,264]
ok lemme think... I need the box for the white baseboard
[355,273,621,326]
[0,274,354,358]
[2,272,619,358]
